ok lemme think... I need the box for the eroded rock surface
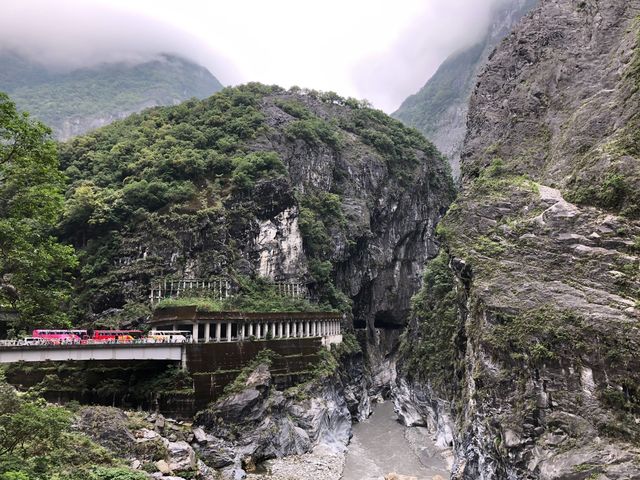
[195,362,355,478]
[397,0,640,478]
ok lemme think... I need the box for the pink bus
[32,329,87,344]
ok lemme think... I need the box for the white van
[18,337,45,346]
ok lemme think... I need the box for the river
[341,401,450,480]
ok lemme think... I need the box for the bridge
[0,309,343,365]
[0,342,184,364]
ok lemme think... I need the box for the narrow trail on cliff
[342,401,449,480]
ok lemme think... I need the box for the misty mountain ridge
[393,0,538,178]
[0,50,223,140]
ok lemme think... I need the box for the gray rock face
[398,0,640,478]
[194,362,356,470]
[393,0,538,178]
[77,89,455,331]
[76,406,136,456]
[250,94,455,329]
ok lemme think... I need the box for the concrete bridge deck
[0,343,184,364]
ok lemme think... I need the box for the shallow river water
[341,401,449,480]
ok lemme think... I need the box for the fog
[0,0,512,112]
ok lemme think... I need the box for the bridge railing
[149,278,309,304]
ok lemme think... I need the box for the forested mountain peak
[59,83,455,327]
[0,50,223,140]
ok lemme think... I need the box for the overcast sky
[1,0,507,112]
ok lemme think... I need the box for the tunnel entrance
[373,311,404,329]
[353,318,367,329]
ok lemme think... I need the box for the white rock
[167,440,197,472]
[193,427,208,444]
[155,459,171,474]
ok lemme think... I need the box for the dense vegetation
[0,372,145,480]
[0,52,223,139]
[0,93,77,333]
[399,251,461,395]
[155,277,334,313]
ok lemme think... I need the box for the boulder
[136,428,161,441]
[208,388,265,425]
[155,460,171,474]
[167,440,196,472]
[76,406,135,456]
[155,414,166,429]
[245,363,271,391]
[192,426,209,444]
[197,437,235,469]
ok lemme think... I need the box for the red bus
[32,329,87,344]
[91,330,143,343]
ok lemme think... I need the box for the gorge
[0,0,639,478]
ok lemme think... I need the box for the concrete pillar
[285,322,290,338]
[192,323,198,343]
[227,322,232,342]
[215,322,221,342]
[257,323,262,339]
[248,323,254,337]
[173,324,177,331]
[277,322,283,338]
[271,323,276,338]
[292,321,297,337]
[304,321,309,337]
[204,323,210,342]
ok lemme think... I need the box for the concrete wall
[0,344,183,363]
[4,338,325,418]
[186,338,323,412]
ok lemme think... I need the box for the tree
[0,373,71,459]
[0,92,77,332]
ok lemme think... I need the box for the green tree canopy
[0,92,77,332]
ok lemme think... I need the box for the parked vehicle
[90,330,143,343]
[17,336,46,346]
[32,329,86,344]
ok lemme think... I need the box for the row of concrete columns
[189,319,341,343]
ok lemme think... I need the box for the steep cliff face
[60,85,454,329]
[398,0,640,478]
[0,52,223,140]
[393,0,538,178]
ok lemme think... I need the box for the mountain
[397,0,640,477]
[393,0,538,178]
[0,51,223,140]
[58,84,454,328]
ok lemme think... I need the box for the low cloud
[0,1,237,82]
[1,0,520,111]
[352,0,513,112]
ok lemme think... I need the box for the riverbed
[342,401,449,480]
[246,401,449,480]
